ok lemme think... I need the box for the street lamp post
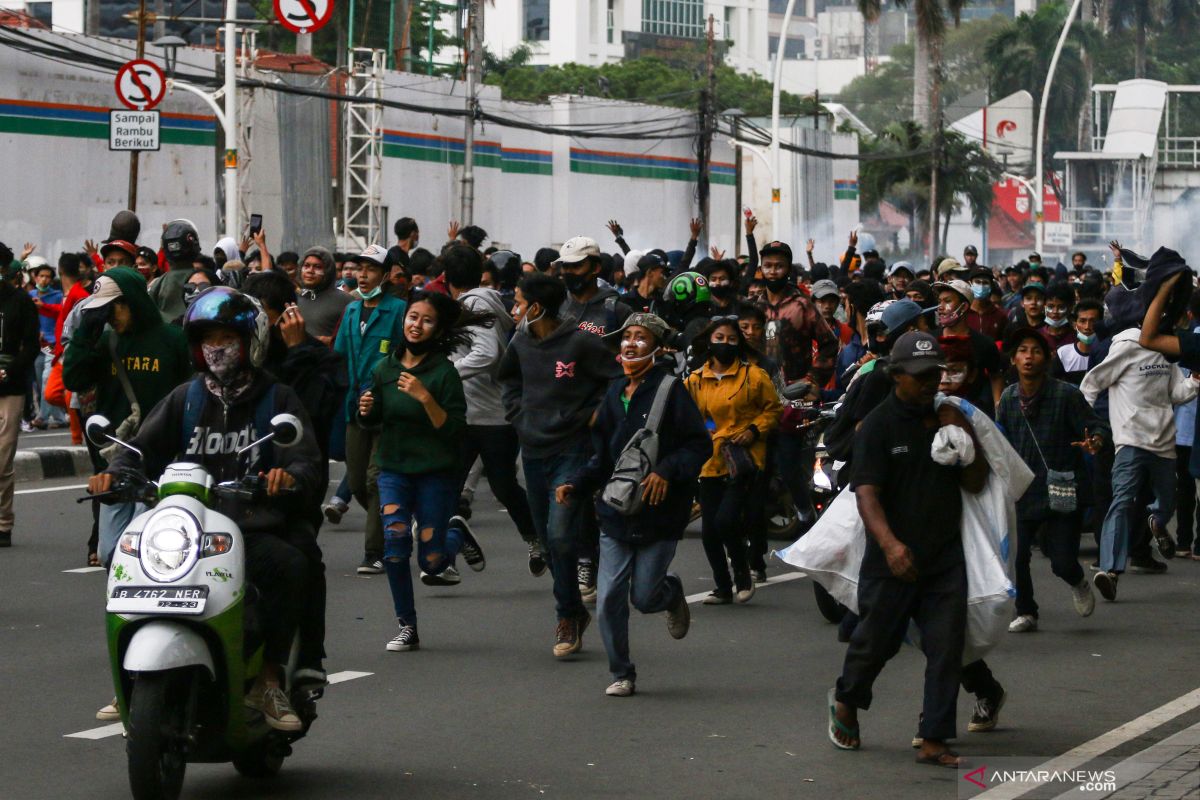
[1034,0,1083,253]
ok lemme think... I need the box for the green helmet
[662,271,711,311]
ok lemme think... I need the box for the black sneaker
[528,543,547,577]
[357,556,383,575]
[1148,515,1176,559]
[578,559,597,604]
[1093,570,1118,601]
[457,496,472,521]
[1129,556,1167,574]
[752,568,768,585]
[452,515,486,572]
[967,688,1006,732]
[386,624,419,652]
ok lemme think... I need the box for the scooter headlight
[139,508,201,583]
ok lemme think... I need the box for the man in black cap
[828,331,988,767]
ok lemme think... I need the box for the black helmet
[162,219,201,264]
[487,249,522,291]
[182,286,269,371]
[106,210,141,244]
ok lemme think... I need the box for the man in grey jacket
[296,246,353,344]
[443,244,543,575]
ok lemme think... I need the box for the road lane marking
[974,686,1200,799]
[327,670,373,684]
[16,483,86,495]
[685,570,805,604]
[62,566,105,574]
[64,722,123,740]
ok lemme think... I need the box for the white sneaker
[1071,578,1095,617]
[420,565,461,586]
[1007,614,1038,633]
[605,679,635,697]
[96,698,120,721]
[386,624,420,652]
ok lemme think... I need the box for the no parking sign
[273,0,334,34]
[114,59,166,111]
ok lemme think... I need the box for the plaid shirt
[996,378,1108,519]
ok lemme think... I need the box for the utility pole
[223,0,238,238]
[461,0,482,223]
[127,0,149,213]
[697,14,715,251]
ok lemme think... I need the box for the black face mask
[709,342,739,365]
[562,272,594,296]
[764,276,790,293]
[709,283,734,300]
[405,336,435,356]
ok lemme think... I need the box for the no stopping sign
[274,0,334,34]
[115,59,167,111]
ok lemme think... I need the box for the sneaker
[702,590,732,605]
[96,698,120,721]
[19,420,34,433]
[578,560,597,604]
[386,624,420,652]
[245,685,302,732]
[1007,614,1038,633]
[553,612,590,657]
[735,583,756,604]
[1149,515,1176,559]
[967,688,1007,733]
[1071,578,1096,617]
[666,586,691,640]
[322,498,349,525]
[1129,557,1167,574]
[1089,560,1101,572]
[1093,570,1118,602]
[0,530,10,548]
[420,565,461,586]
[527,543,547,577]
[452,515,486,572]
[605,679,635,697]
[457,496,473,521]
[357,556,383,575]
[752,568,768,585]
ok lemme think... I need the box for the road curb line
[14,447,91,483]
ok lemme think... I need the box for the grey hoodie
[561,284,632,338]
[296,246,352,338]
[452,287,513,426]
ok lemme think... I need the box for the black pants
[699,475,752,593]
[1176,445,1198,553]
[455,425,539,545]
[836,563,967,741]
[282,520,326,670]
[1015,512,1084,618]
[244,530,308,665]
[745,470,770,571]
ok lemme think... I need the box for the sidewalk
[1057,721,1200,800]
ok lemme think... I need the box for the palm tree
[1108,0,1158,78]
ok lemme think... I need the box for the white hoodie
[452,287,514,426]
[1081,328,1199,456]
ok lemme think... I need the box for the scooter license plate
[108,586,209,615]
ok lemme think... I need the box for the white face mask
[516,305,544,335]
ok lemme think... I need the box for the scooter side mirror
[269,413,303,448]
[85,414,114,448]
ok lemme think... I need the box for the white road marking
[62,566,105,574]
[974,686,1200,799]
[685,570,805,604]
[327,670,373,684]
[16,483,86,495]
[64,722,123,740]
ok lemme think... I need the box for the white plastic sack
[931,424,975,467]
[775,395,1033,664]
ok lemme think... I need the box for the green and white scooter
[85,412,319,800]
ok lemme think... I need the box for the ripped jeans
[377,470,462,627]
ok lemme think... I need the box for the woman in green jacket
[357,291,492,651]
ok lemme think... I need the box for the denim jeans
[522,448,589,621]
[34,352,65,424]
[1015,512,1085,618]
[597,534,681,682]
[99,501,146,568]
[377,470,461,626]
[1100,446,1176,573]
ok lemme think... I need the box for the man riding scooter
[89,287,323,731]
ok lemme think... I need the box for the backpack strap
[181,377,208,454]
[644,375,676,435]
[605,295,618,334]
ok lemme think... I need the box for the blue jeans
[99,501,145,568]
[1100,446,1176,573]
[377,470,461,626]
[34,352,65,424]
[597,534,681,682]
[522,448,589,621]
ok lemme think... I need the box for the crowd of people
[1,209,1195,767]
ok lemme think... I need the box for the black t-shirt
[956,327,1004,417]
[851,391,965,578]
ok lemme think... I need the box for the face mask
[710,284,734,300]
[516,306,544,336]
[619,346,660,378]
[562,272,594,296]
[1077,331,1097,345]
[341,277,358,290]
[971,284,991,300]
[181,284,205,306]
[201,341,244,384]
[764,276,790,293]
[709,342,739,365]
[358,284,382,300]
[36,284,51,294]
[405,336,434,356]
[937,303,966,328]
[1046,315,1069,328]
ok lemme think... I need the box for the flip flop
[915,749,964,768]
[827,689,860,751]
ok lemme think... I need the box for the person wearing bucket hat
[557,311,708,697]
[829,329,988,764]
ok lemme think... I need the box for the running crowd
[1,210,1196,768]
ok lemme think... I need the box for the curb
[14,447,93,483]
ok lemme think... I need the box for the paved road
[2,476,1199,799]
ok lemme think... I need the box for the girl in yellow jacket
[685,316,783,604]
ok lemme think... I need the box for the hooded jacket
[105,373,323,535]
[333,293,407,420]
[1081,327,1199,456]
[452,287,512,426]
[498,320,622,458]
[561,284,632,338]
[214,237,239,265]
[0,276,40,397]
[296,246,353,338]
[62,267,192,428]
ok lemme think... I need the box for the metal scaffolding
[341,47,385,251]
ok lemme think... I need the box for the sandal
[915,749,964,768]
[827,689,860,750]
[87,552,101,567]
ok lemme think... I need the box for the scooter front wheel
[127,672,188,800]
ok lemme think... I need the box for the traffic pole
[223,0,238,239]
[127,0,148,213]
